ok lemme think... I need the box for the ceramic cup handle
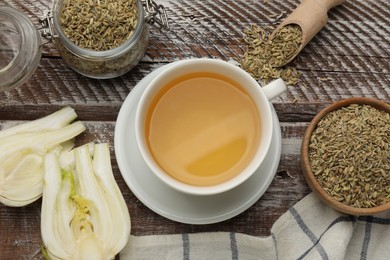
[262,78,287,101]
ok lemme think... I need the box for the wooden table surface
[0,0,389,259]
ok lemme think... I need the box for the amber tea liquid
[145,72,261,186]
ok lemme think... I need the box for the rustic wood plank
[1,0,388,121]
[0,58,388,121]
[4,0,389,63]
[0,0,389,258]
[0,121,310,260]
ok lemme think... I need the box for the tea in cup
[135,59,286,195]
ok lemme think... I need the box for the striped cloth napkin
[120,193,390,259]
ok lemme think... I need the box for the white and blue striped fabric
[121,193,390,259]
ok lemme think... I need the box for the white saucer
[114,61,282,224]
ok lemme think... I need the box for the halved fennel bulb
[41,143,131,260]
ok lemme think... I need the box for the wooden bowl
[301,97,390,215]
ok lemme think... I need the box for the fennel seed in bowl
[308,104,390,208]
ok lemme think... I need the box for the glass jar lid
[0,6,41,92]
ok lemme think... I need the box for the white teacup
[135,59,286,195]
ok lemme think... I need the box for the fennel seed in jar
[60,0,138,51]
[309,104,390,208]
[240,24,302,85]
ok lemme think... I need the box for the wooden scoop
[271,0,345,67]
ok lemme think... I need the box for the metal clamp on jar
[0,0,169,92]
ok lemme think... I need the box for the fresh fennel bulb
[0,107,85,207]
[41,143,131,260]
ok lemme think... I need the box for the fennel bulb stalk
[0,107,85,207]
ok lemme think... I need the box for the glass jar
[0,0,169,92]
[0,6,42,92]
[50,0,150,79]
